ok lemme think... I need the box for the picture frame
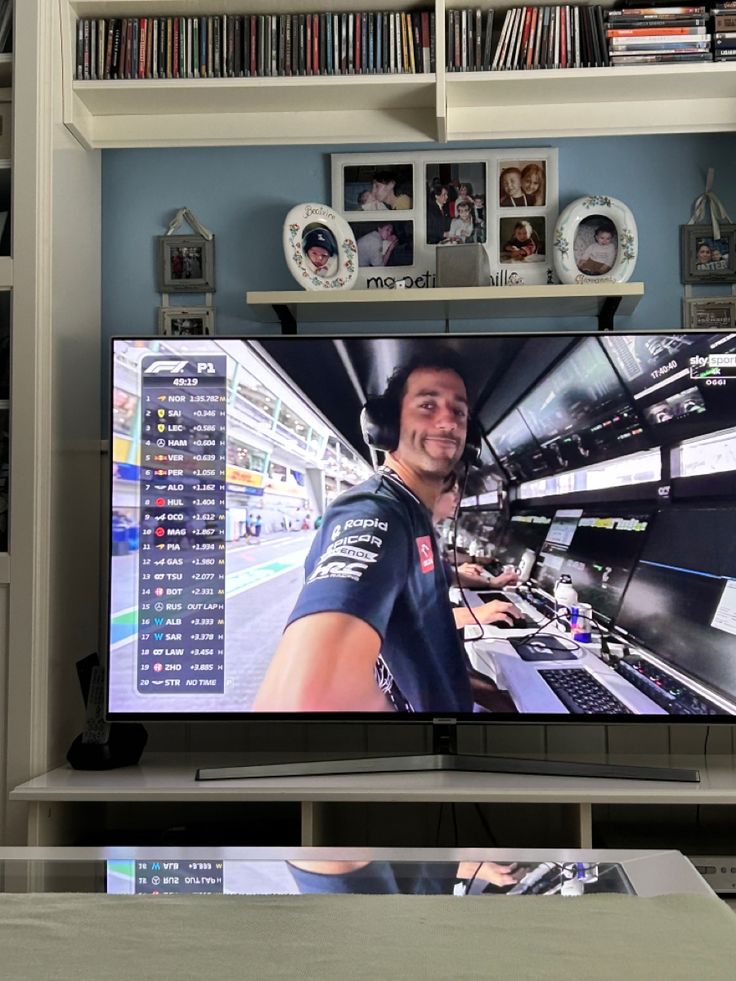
[158,306,215,336]
[553,195,637,285]
[682,295,736,330]
[283,202,358,291]
[331,148,558,289]
[680,224,736,284]
[157,234,215,292]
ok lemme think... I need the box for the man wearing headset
[253,353,521,713]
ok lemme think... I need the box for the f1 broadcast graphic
[109,338,371,714]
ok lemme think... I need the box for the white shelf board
[246,282,644,325]
[67,76,439,148]
[0,257,12,289]
[446,64,736,139]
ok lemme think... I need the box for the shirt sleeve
[286,494,411,642]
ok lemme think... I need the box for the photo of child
[695,236,729,271]
[351,220,413,267]
[446,201,477,243]
[302,227,339,279]
[500,217,545,263]
[574,217,618,276]
[342,164,414,212]
[499,160,547,208]
[425,162,487,246]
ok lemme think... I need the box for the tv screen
[108,333,736,719]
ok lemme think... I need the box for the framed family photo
[157,234,216,292]
[553,196,637,285]
[158,306,215,336]
[681,224,736,284]
[683,295,736,331]
[331,148,558,289]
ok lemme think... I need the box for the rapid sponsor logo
[310,533,384,579]
[331,518,389,540]
[416,536,435,574]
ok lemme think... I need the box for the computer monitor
[601,332,736,444]
[615,505,736,704]
[534,507,652,623]
[491,509,554,570]
[107,333,736,724]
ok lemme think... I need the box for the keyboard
[615,656,722,715]
[538,668,632,715]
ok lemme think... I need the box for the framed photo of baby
[681,224,736,284]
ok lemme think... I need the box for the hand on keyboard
[475,598,524,628]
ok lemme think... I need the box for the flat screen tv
[107,332,736,777]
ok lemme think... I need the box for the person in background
[432,475,519,596]
[499,167,529,207]
[427,185,451,244]
[577,223,616,275]
[371,171,412,210]
[303,228,338,278]
[357,223,399,267]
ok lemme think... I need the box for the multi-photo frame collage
[331,149,558,288]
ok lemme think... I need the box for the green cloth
[1,893,735,980]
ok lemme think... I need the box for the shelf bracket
[597,296,621,332]
[273,304,297,335]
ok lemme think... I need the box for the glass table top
[0,847,713,898]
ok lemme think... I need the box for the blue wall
[102,133,736,352]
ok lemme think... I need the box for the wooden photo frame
[158,306,215,336]
[683,295,736,331]
[681,224,736,284]
[157,234,215,292]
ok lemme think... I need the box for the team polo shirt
[286,470,473,713]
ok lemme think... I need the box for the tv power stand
[195,721,699,783]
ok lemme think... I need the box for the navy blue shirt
[286,469,473,713]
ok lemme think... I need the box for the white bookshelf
[246,282,644,330]
[61,0,736,148]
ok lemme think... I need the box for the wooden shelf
[246,282,644,329]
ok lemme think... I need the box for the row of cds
[74,5,736,80]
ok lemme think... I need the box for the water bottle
[554,574,578,631]
[517,548,535,583]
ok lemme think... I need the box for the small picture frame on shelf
[158,306,214,337]
[157,234,215,292]
[683,295,736,331]
[680,224,736,284]
[554,196,637,284]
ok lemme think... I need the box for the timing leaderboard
[137,355,228,694]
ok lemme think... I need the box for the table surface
[10,752,736,804]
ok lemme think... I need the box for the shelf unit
[9,752,736,848]
[61,0,736,148]
[246,282,644,332]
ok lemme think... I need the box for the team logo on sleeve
[308,524,387,583]
[415,536,435,574]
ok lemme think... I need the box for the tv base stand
[196,722,699,783]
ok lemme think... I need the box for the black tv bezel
[106,329,736,724]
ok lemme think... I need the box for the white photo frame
[553,195,637,285]
[331,149,558,289]
[283,202,358,291]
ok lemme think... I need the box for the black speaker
[361,397,482,466]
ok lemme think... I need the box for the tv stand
[195,721,699,783]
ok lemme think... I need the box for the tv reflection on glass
[108,332,736,722]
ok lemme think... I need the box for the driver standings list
[137,355,227,694]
